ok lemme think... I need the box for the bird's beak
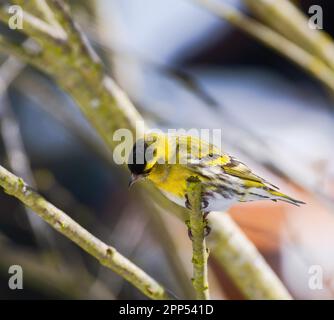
[128,173,144,188]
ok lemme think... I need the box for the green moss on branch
[186,177,210,300]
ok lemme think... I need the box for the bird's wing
[193,155,306,206]
[172,135,229,165]
[221,157,279,189]
[173,135,277,189]
[186,147,279,188]
[182,144,305,206]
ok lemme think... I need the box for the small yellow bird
[128,132,305,212]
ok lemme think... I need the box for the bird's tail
[268,189,306,206]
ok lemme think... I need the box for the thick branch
[0,37,42,66]
[186,177,210,300]
[0,165,171,300]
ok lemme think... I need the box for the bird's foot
[203,214,211,237]
[185,194,191,210]
[204,225,211,237]
[201,198,209,210]
[185,194,209,211]
[203,210,210,220]
[187,225,211,239]
[187,227,193,240]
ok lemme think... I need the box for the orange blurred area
[227,187,334,299]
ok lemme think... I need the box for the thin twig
[0,3,66,42]
[244,0,334,71]
[0,164,171,300]
[0,60,31,184]
[35,0,66,31]
[192,0,334,93]
[14,72,113,165]
[0,236,115,299]
[0,57,56,248]
[186,177,210,300]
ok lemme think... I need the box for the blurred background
[0,0,334,299]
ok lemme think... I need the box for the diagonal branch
[208,212,292,300]
[0,164,171,300]
[0,235,115,299]
[192,0,334,94]
[0,36,42,66]
[0,3,66,42]
[244,0,334,71]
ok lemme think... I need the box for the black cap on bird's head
[128,140,149,188]
[128,134,161,188]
